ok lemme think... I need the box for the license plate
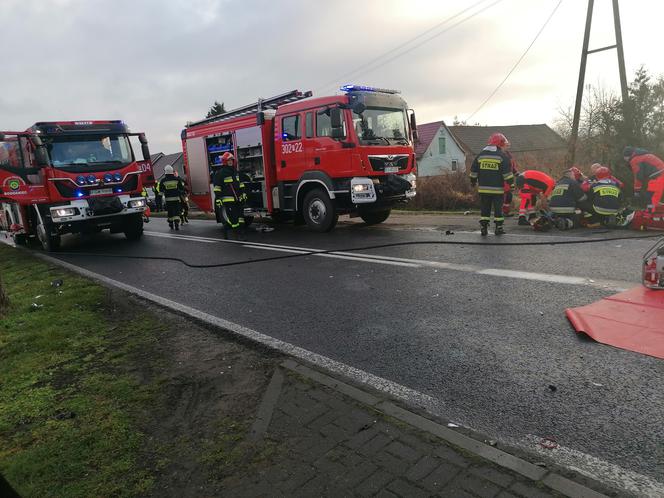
[90,188,113,196]
[384,166,399,173]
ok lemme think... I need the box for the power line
[316,0,499,93]
[465,0,563,122]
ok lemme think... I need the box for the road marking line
[144,230,632,291]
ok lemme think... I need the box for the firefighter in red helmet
[469,133,514,235]
[212,152,248,239]
[548,167,589,229]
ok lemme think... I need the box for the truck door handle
[281,160,286,168]
[314,157,320,165]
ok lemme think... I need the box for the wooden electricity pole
[567,0,630,167]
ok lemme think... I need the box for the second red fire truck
[182,86,418,232]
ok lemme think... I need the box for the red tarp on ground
[566,286,664,360]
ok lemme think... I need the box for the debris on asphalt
[464,211,471,215]
[539,311,544,316]
[548,384,557,392]
[539,437,558,450]
[591,382,603,387]
[535,462,548,467]
[486,440,497,446]
[445,230,454,235]
[447,422,460,428]
[51,279,63,288]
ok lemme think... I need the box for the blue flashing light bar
[75,190,85,198]
[340,84,400,94]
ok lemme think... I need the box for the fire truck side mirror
[141,143,151,161]
[138,133,148,145]
[409,110,418,141]
[34,146,50,167]
[256,112,265,126]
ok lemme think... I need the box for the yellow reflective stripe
[550,207,576,214]
[223,177,234,183]
[503,173,514,180]
[163,180,179,189]
[593,206,619,215]
[165,196,180,201]
[213,187,222,192]
[239,183,245,188]
[221,196,235,203]
[480,216,491,221]
[478,187,504,194]
[494,217,505,222]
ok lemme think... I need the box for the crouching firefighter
[470,133,514,236]
[515,170,555,225]
[159,165,185,230]
[212,152,248,239]
[585,166,624,225]
[548,167,589,230]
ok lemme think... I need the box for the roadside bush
[411,171,479,211]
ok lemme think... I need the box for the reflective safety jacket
[212,165,246,205]
[627,148,664,193]
[469,145,514,195]
[549,177,587,214]
[159,174,185,202]
[518,170,555,196]
[589,179,622,216]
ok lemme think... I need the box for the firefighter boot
[480,220,489,237]
[518,216,531,226]
[168,220,174,230]
[495,222,505,236]
[174,220,180,231]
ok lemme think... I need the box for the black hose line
[49,232,664,269]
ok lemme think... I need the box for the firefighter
[588,162,624,188]
[152,183,163,212]
[212,152,247,239]
[623,146,664,212]
[585,166,623,223]
[159,164,185,230]
[469,133,514,236]
[514,170,555,225]
[548,167,589,229]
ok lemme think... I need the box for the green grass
[0,245,159,497]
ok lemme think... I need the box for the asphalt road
[38,215,664,494]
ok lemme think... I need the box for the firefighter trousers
[519,190,538,218]
[219,202,245,230]
[165,200,181,226]
[480,194,504,225]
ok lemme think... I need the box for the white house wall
[417,126,466,177]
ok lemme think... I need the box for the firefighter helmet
[595,166,611,180]
[164,165,174,175]
[515,173,525,189]
[488,133,508,148]
[590,163,602,176]
[221,152,235,166]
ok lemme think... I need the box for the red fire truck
[0,120,154,251]
[182,86,417,232]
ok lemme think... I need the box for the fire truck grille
[367,155,410,172]
[54,175,139,198]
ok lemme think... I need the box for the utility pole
[567,0,629,167]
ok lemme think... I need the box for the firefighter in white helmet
[212,152,247,239]
[159,164,185,230]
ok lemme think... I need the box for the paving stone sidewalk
[219,365,582,498]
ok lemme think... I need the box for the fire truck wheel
[37,223,61,252]
[360,209,391,225]
[124,214,144,241]
[302,189,338,232]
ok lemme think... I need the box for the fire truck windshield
[44,134,133,172]
[352,107,409,145]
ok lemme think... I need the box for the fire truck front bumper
[49,196,147,224]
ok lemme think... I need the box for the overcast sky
[1,0,661,153]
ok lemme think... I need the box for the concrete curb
[15,245,611,498]
[281,360,608,498]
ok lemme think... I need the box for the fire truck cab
[182,86,417,232]
[0,121,153,251]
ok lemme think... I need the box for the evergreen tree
[206,101,226,118]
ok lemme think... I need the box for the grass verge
[0,245,159,497]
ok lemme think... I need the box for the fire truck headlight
[128,199,146,208]
[87,175,97,184]
[103,173,114,183]
[76,175,87,186]
[404,173,416,189]
[113,172,123,182]
[353,184,369,193]
[53,208,77,217]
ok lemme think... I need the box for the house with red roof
[415,121,466,176]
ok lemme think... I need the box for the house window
[438,136,446,154]
[451,159,458,171]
